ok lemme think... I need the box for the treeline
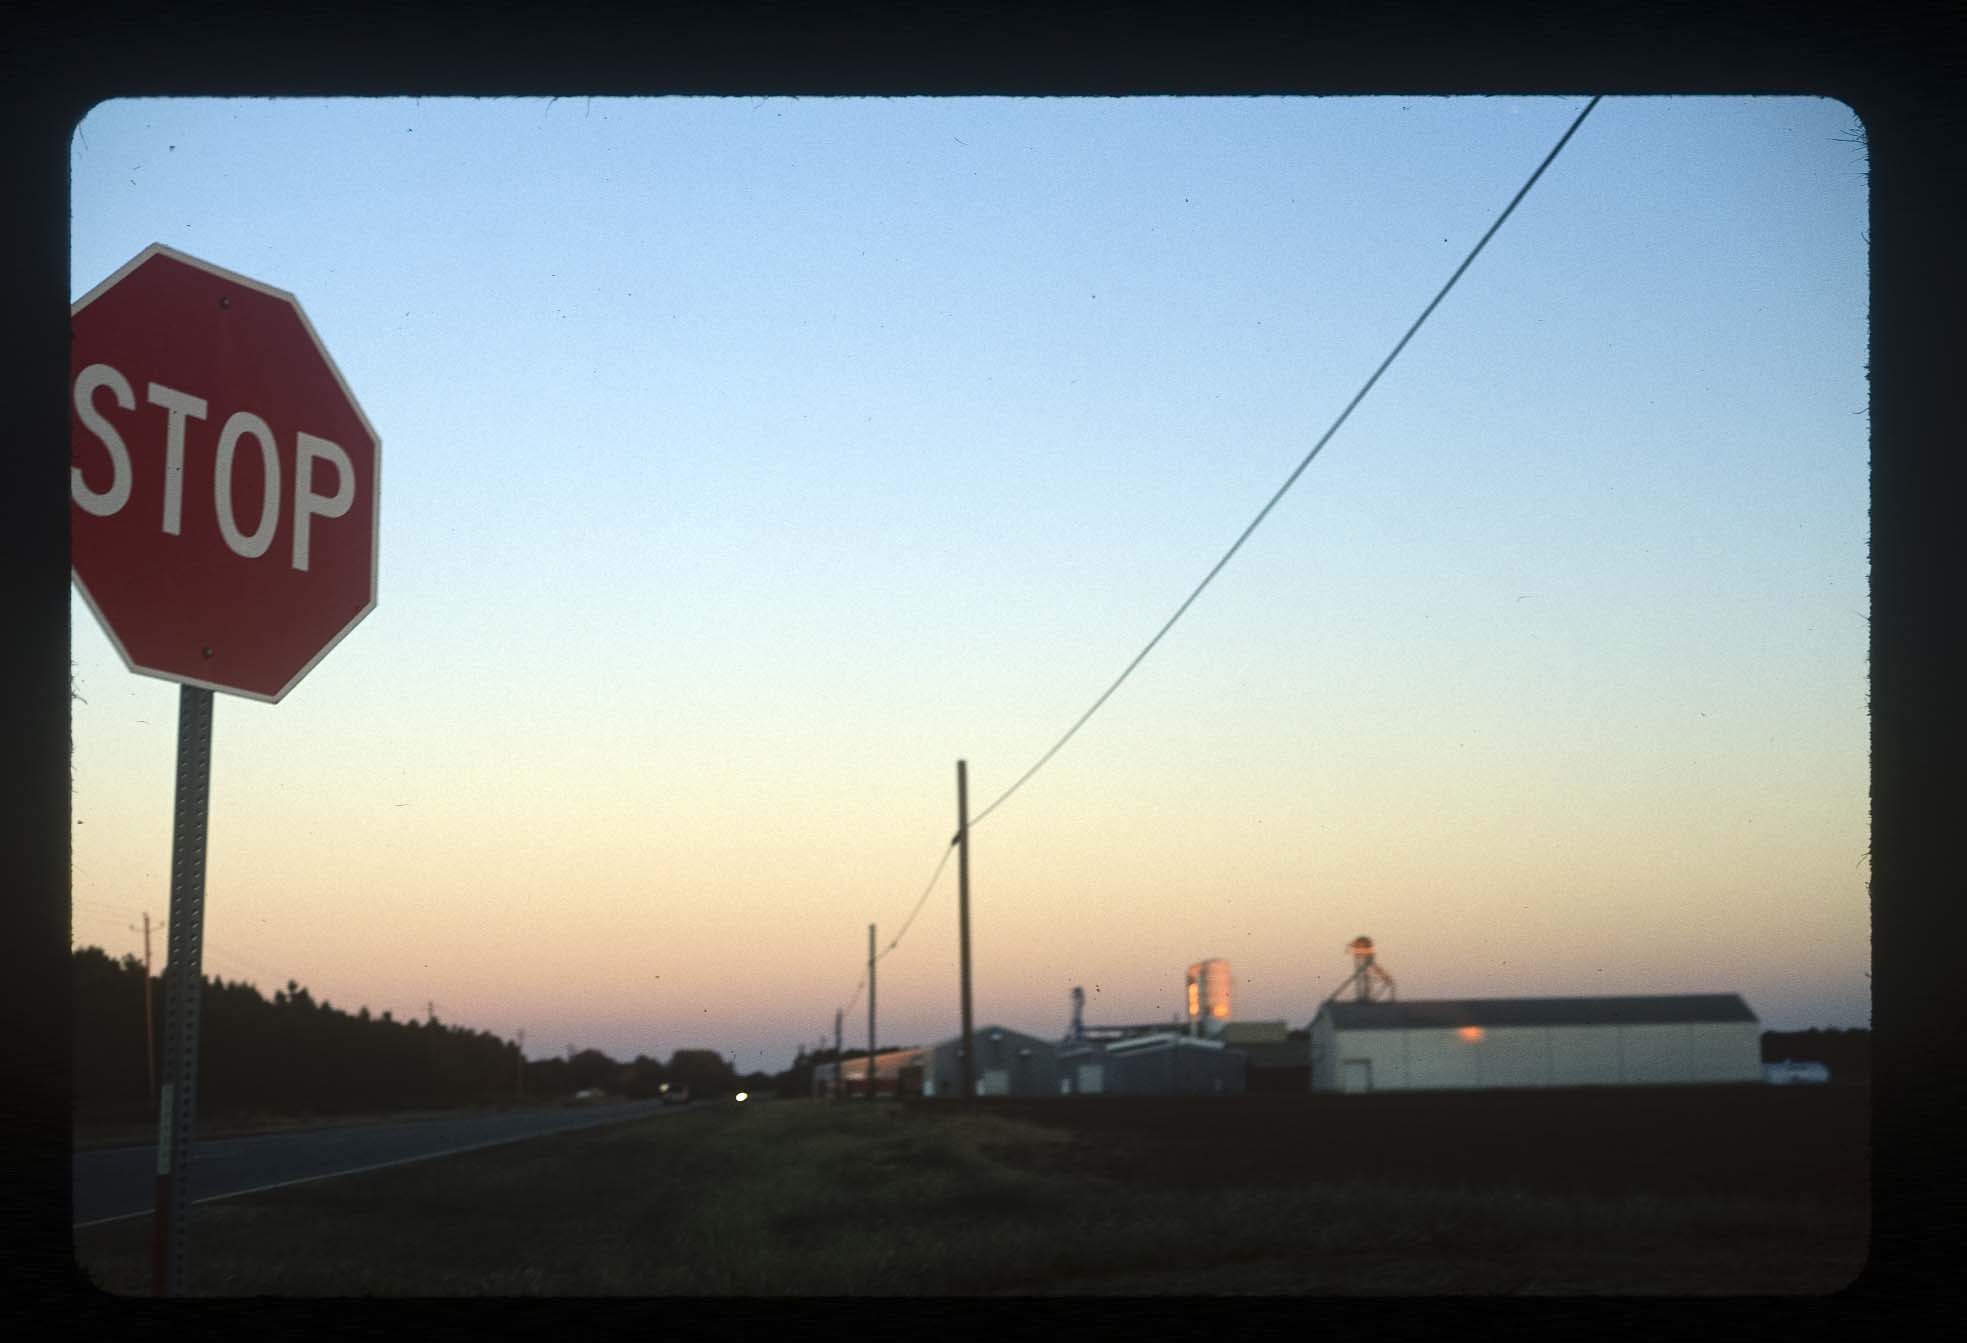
[534,1045,770,1102]
[75,946,522,1123]
[72,947,772,1125]
[1761,1027,1870,1082]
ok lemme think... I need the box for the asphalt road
[74,1100,681,1227]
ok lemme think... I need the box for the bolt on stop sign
[71,245,380,701]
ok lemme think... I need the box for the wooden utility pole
[516,1028,526,1098]
[867,923,877,1102]
[833,1009,843,1103]
[958,760,975,1103]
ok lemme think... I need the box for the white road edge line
[73,1103,677,1230]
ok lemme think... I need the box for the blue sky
[69,96,1869,1072]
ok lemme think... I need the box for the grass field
[72,1093,1869,1296]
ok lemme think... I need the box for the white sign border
[69,243,382,704]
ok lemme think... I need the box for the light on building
[1458,1026,1485,1042]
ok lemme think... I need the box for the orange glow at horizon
[1458,1026,1485,1042]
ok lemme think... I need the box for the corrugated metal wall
[1317,1020,1763,1091]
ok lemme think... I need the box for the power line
[839,97,1602,1009]
[73,895,145,918]
[967,95,1602,830]
[200,942,290,984]
[840,819,958,995]
[71,905,140,927]
[875,835,959,962]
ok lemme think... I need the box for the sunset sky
[68,96,1870,1074]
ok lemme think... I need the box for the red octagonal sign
[71,245,380,702]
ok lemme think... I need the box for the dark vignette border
[3,0,1957,1332]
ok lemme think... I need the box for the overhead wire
[841,94,1601,1003]
[968,95,1601,830]
[833,813,960,1022]
[875,834,959,962]
[73,895,145,918]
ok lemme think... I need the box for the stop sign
[71,245,380,702]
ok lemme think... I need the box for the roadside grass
[72,1100,1867,1296]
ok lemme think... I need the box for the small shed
[1220,1021,1311,1093]
[1309,993,1763,1092]
[812,1046,934,1099]
[1061,1031,1247,1096]
[924,1025,1059,1098]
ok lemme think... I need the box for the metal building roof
[1319,993,1758,1031]
[932,1024,1059,1054]
[1104,1031,1227,1055]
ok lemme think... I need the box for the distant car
[1764,1060,1831,1085]
[659,1083,690,1106]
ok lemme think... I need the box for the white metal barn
[1309,994,1763,1093]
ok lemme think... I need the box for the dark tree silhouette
[74,946,531,1124]
[566,1048,617,1092]
[665,1048,738,1096]
[75,946,820,1123]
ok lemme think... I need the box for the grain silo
[1186,958,1232,1038]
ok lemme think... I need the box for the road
[74,1100,681,1227]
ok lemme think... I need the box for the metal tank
[1341,936,1397,1003]
[1186,958,1232,1037]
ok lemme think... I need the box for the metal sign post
[150,685,213,1296]
[71,244,380,1298]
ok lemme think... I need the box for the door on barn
[1342,1059,1373,1093]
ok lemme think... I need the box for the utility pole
[867,923,877,1102]
[516,1028,525,1098]
[958,760,975,1103]
[833,1009,843,1103]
